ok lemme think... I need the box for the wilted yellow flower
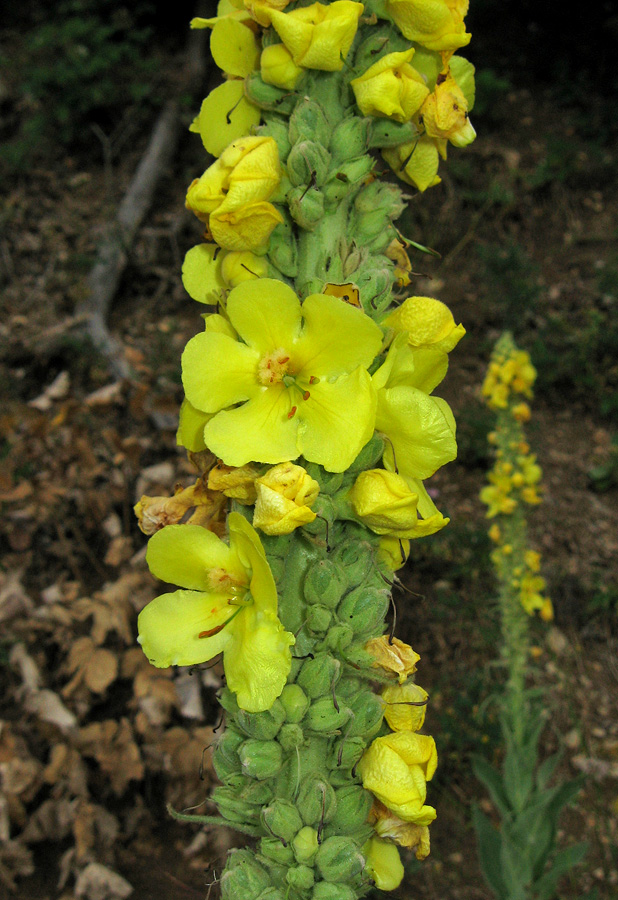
[382,681,429,733]
[385,239,413,287]
[134,477,227,536]
[366,635,420,683]
[383,135,441,192]
[370,801,431,859]
[253,462,320,535]
[383,295,465,353]
[269,1,364,72]
[349,469,449,538]
[420,69,476,155]
[377,536,410,570]
[260,42,305,89]
[362,837,404,891]
[186,136,283,252]
[359,731,437,825]
[207,462,260,504]
[351,49,430,123]
[386,0,471,52]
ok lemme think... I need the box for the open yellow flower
[362,837,404,891]
[372,335,457,483]
[253,462,319,535]
[383,295,465,354]
[359,731,437,826]
[386,0,471,52]
[138,513,294,712]
[351,49,430,122]
[382,135,441,192]
[186,136,283,252]
[182,278,383,471]
[268,1,364,71]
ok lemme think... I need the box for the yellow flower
[377,536,410,570]
[519,572,548,616]
[383,295,465,353]
[386,0,471,52]
[186,136,283,252]
[359,731,437,825]
[210,17,261,77]
[349,468,449,538]
[365,635,420,683]
[253,462,319,535]
[385,239,413,287]
[182,278,383,471]
[244,0,291,27]
[370,801,431,859]
[177,398,212,453]
[134,477,227,536]
[372,335,457,483]
[420,69,476,154]
[138,513,294,712]
[189,81,261,158]
[207,462,260,504]
[351,49,430,123]
[269,1,364,72]
[260,42,305,90]
[382,681,429,733]
[362,837,404,891]
[512,401,531,422]
[383,135,441,192]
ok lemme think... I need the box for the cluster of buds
[481,334,552,622]
[133,1,477,896]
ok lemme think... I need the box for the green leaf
[536,752,562,791]
[471,754,511,817]
[472,807,508,900]
[533,842,588,900]
[503,743,534,814]
[500,836,530,900]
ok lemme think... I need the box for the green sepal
[297,654,341,698]
[303,560,348,609]
[262,799,304,842]
[297,777,337,826]
[315,837,364,883]
[259,837,295,866]
[305,696,352,734]
[220,851,272,900]
[289,98,331,147]
[239,739,284,780]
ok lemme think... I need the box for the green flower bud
[256,891,286,900]
[297,654,340,698]
[353,260,394,311]
[355,181,406,221]
[213,748,242,784]
[280,684,310,723]
[278,723,305,751]
[287,185,325,230]
[262,800,303,843]
[328,737,365,771]
[214,786,262,825]
[259,838,295,866]
[307,604,333,633]
[337,586,389,636]
[348,435,386,474]
[218,687,240,718]
[304,464,344,495]
[304,561,347,609]
[260,117,292,162]
[328,786,373,835]
[305,697,352,734]
[245,73,296,115]
[267,217,298,277]
[321,623,354,652]
[289,98,330,147]
[287,140,331,187]
[221,851,271,900]
[213,729,244,782]
[345,691,384,739]
[297,777,337,826]
[241,780,274,806]
[332,541,374,588]
[353,27,408,71]
[292,826,319,864]
[287,865,314,891]
[236,700,286,740]
[312,883,357,900]
[239,739,283,780]
[315,837,364,883]
[330,117,370,162]
[368,119,419,149]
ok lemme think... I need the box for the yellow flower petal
[146,523,246,590]
[226,277,302,354]
[209,202,284,252]
[260,42,305,89]
[138,589,232,668]
[269,1,363,72]
[382,682,429,732]
[383,295,465,353]
[181,244,226,304]
[190,81,261,158]
[177,398,211,452]
[383,136,441,192]
[182,331,260,414]
[351,50,430,122]
[386,0,471,52]
[210,18,260,77]
[363,837,404,891]
[365,635,420,683]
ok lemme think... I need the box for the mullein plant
[473,333,586,900]
[135,1,476,896]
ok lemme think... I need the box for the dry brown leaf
[160,725,214,779]
[43,744,89,798]
[0,840,34,891]
[77,719,144,795]
[73,802,119,863]
[23,689,78,732]
[103,536,133,568]
[63,637,119,696]
[20,798,76,843]
[0,569,34,623]
[75,862,133,900]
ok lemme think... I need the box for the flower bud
[382,681,429,732]
[332,541,374,589]
[277,723,304,751]
[362,837,404,891]
[220,251,269,289]
[287,184,325,229]
[328,736,365,771]
[345,690,385,739]
[293,826,319,863]
[348,434,386,474]
[279,684,310,723]
[322,156,375,204]
[368,118,419,149]
[262,799,304,842]
[349,469,421,536]
[365,635,420,683]
[236,700,286,740]
[239,739,283,780]
[261,42,305,90]
[315,836,364,883]
[256,891,286,900]
[353,261,394,310]
[304,560,348,608]
[267,217,298,277]
[330,117,371,162]
[328,785,373,835]
[260,119,292,164]
[305,697,352,734]
[307,604,333,633]
[286,865,314,890]
[377,535,410,570]
[213,731,243,783]
[213,787,262,826]
[287,140,331,187]
[337,585,390,636]
[245,72,298,115]
[259,838,295,866]
[297,777,337,825]
[253,462,320,535]
[304,463,344,495]
[297,653,340,698]
[241,780,275,807]
[322,623,354,652]
[312,884,356,900]
[289,98,331,146]
[221,852,272,900]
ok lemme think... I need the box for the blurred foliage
[588,435,618,492]
[477,241,541,329]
